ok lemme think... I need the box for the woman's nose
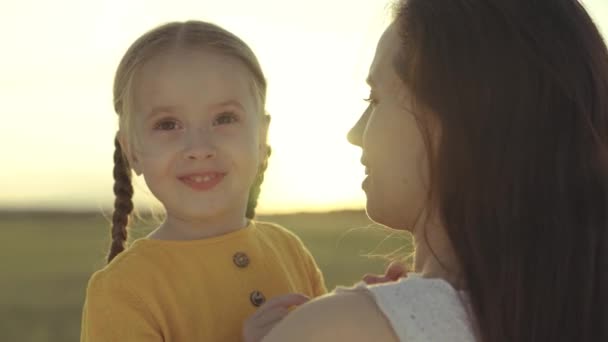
[347,110,368,147]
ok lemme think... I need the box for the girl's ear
[117,131,143,176]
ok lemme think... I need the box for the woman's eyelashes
[364,91,379,106]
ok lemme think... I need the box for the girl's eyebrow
[145,100,246,119]
[146,105,179,119]
[211,100,246,111]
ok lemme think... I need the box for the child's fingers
[243,307,291,342]
[254,293,310,314]
[244,294,309,342]
[243,315,285,342]
[255,308,289,328]
[243,294,309,342]
[244,308,283,331]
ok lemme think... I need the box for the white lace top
[336,274,476,342]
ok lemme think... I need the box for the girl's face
[123,49,268,224]
[348,23,431,231]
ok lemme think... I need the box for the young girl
[80,20,326,342]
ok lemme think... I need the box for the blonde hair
[108,21,270,263]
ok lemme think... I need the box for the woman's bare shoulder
[263,289,400,342]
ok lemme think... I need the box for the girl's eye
[154,119,180,131]
[213,112,239,126]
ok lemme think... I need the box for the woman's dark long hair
[394,0,608,340]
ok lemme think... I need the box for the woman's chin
[365,203,392,228]
[365,203,415,232]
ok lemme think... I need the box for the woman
[254,0,608,341]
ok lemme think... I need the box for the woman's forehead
[368,23,400,88]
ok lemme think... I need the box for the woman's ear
[117,131,143,176]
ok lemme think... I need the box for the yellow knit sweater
[80,220,327,341]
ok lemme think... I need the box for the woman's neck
[412,219,465,290]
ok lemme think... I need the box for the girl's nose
[182,132,217,160]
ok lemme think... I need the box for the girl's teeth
[192,175,213,183]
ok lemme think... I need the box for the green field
[0,210,412,342]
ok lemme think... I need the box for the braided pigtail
[246,146,271,219]
[107,137,134,263]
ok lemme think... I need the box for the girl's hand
[243,293,310,342]
[362,260,408,285]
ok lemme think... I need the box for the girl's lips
[178,172,226,191]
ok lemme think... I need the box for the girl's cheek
[138,136,183,158]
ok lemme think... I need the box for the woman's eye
[213,112,239,126]
[154,120,180,131]
[363,92,378,106]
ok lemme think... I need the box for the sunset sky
[2,0,607,213]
